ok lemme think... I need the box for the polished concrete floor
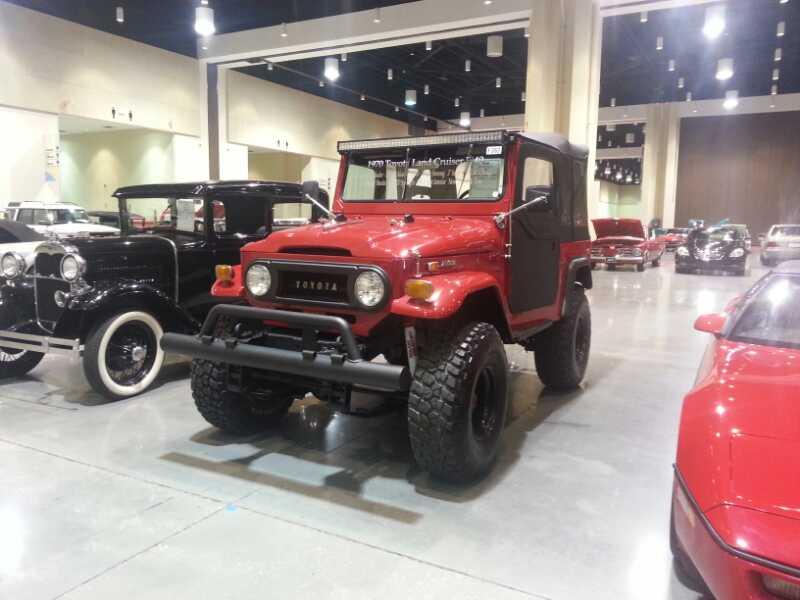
[0,253,768,600]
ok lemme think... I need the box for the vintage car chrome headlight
[1,252,26,279]
[729,248,745,258]
[677,246,690,256]
[354,271,386,307]
[246,264,272,296]
[60,254,86,282]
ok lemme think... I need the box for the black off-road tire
[670,506,711,595]
[636,259,646,272]
[652,255,662,267]
[408,322,509,483]
[191,359,292,434]
[0,350,44,379]
[534,287,591,390]
[607,263,617,271]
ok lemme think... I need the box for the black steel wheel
[408,322,509,483]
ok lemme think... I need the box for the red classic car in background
[654,227,690,252]
[671,261,800,600]
[590,218,665,271]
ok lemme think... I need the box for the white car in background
[0,220,46,276]
[761,224,800,266]
[7,201,119,237]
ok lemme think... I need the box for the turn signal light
[405,279,434,301]
[215,264,233,283]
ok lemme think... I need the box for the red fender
[391,271,506,321]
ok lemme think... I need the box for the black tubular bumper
[160,305,411,392]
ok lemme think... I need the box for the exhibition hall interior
[1,0,800,599]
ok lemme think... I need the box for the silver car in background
[761,224,800,266]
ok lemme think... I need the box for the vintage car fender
[68,281,198,334]
[390,271,506,322]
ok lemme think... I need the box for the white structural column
[641,103,681,227]
[524,0,603,216]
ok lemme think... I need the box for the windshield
[342,142,506,202]
[772,226,800,238]
[704,227,738,242]
[58,209,90,224]
[125,197,205,235]
[730,276,800,349]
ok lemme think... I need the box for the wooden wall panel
[675,111,800,236]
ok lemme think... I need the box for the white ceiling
[58,114,140,136]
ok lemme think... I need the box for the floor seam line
[50,505,225,600]
[237,505,551,599]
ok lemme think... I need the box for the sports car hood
[682,341,800,521]
[248,215,502,259]
[592,218,645,240]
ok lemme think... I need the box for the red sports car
[590,218,665,271]
[671,261,800,600]
[655,227,690,252]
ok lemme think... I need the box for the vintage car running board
[0,330,82,355]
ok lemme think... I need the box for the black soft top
[0,219,45,242]
[113,181,305,200]
[516,132,589,161]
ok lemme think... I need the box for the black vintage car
[675,225,749,275]
[0,181,323,399]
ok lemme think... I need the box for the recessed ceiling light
[483,0,493,5]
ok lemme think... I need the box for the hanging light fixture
[460,111,471,127]
[656,36,664,51]
[625,133,635,144]
[772,84,779,95]
[616,171,623,181]
[641,11,648,23]
[360,92,366,101]
[773,68,781,81]
[465,59,472,72]
[487,35,503,58]
[373,8,382,23]
[395,106,400,112]
[495,77,502,88]
[423,115,428,122]
[454,97,460,108]
[425,40,432,51]
[607,124,616,131]
[716,58,734,81]
[480,108,485,118]
[405,89,417,106]
[686,91,693,102]
[524,28,530,38]
[668,59,676,72]
[521,91,526,102]
[341,52,348,62]
[605,165,612,176]
[194,6,215,36]
[387,68,393,81]
[610,97,616,107]
[424,84,430,95]
[280,23,288,37]
[678,77,685,89]
[319,80,325,88]
[775,48,783,61]
[267,62,274,71]
[116,6,124,23]
[324,57,340,81]
[702,5,726,40]
[723,89,739,110]
[777,21,786,37]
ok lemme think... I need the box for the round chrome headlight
[1,252,25,279]
[354,271,386,308]
[677,246,690,256]
[60,254,86,282]
[729,248,745,258]
[246,264,272,296]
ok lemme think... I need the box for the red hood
[679,340,800,522]
[246,215,501,259]
[592,218,645,240]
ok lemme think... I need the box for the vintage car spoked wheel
[534,287,591,390]
[0,347,44,379]
[83,311,165,400]
[408,322,509,483]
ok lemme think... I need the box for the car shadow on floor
[160,369,585,519]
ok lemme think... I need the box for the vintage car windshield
[730,276,800,349]
[772,226,800,237]
[341,143,506,202]
[58,209,91,224]
[126,197,205,235]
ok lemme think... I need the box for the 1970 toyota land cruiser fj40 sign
[162,131,593,482]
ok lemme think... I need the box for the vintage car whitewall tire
[0,349,44,379]
[83,310,165,400]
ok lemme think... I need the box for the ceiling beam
[599,0,717,17]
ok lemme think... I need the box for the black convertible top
[113,181,305,199]
[516,132,589,161]
[0,219,45,242]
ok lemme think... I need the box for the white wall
[61,129,203,210]
[438,114,525,132]
[0,2,199,136]
[0,106,60,207]
[597,180,642,219]
[227,71,408,160]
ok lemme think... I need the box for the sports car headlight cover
[677,246,690,256]
[729,248,745,258]
[354,271,385,307]
[1,252,25,279]
[60,254,86,282]
[246,264,272,296]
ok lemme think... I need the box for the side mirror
[302,180,320,201]
[524,187,552,212]
[694,313,726,336]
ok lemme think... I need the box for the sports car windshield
[730,276,800,349]
[342,143,505,202]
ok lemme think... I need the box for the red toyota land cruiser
[162,130,593,482]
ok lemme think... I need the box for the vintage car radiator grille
[35,253,62,278]
[277,270,350,304]
[35,278,70,323]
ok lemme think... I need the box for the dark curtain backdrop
[675,111,800,236]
